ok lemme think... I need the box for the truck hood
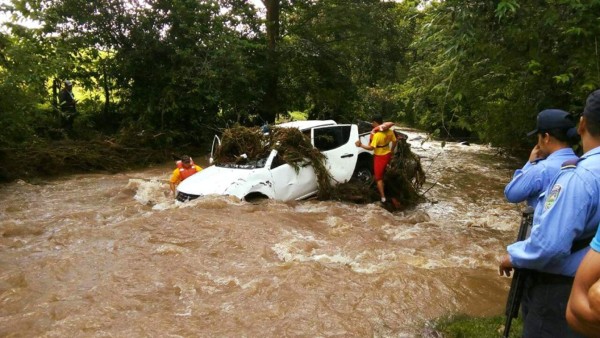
[176,165,259,199]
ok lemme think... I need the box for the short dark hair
[181,155,191,163]
[371,115,383,124]
[544,127,579,145]
[585,117,600,137]
[583,90,600,137]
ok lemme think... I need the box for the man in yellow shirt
[355,115,397,203]
[169,155,202,196]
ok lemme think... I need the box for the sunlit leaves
[495,0,520,20]
[526,60,542,75]
[553,73,572,84]
[565,26,588,36]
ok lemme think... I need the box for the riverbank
[0,139,204,183]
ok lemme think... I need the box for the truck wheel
[244,192,269,204]
[352,159,373,185]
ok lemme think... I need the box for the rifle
[503,206,535,338]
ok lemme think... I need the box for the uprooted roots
[383,139,426,208]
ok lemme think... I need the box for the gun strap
[571,235,594,253]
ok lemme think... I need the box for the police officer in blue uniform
[504,109,579,208]
[499,89,600,337]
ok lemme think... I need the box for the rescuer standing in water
[355,115,397,203]
[169,155,202,197]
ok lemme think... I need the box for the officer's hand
[529,145,543,163]
[499,255,514,277]
[355,140,361,147]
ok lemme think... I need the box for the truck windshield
[216,156,268,169]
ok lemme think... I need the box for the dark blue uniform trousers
[521,272,586,338]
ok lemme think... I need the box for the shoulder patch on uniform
[544,184,562,210]
[561,158,580,169]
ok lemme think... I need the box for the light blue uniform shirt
[504,147,578,208]
[508,146,600,276]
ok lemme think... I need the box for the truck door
[311,124,359,184]
[209,135,221,165]
[267,150,318,201]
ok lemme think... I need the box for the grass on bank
[432,314,522,338]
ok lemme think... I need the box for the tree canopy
[1,0,599,160]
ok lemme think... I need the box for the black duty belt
[530,271,574,285]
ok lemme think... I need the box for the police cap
[527,109,575,137]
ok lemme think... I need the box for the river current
[0,128,523,337]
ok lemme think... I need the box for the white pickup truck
[176,120,374,202]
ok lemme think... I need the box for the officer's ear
[578,116,587,136]
[542,132,551,141]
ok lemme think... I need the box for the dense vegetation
[1,0,599,181]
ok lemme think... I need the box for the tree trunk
[102,63,110,116]
[52,78,59,108]
[52,78,60,121]
[262,0,280,124]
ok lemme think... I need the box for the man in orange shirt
[169,155,202,196]
[355,115,397,203]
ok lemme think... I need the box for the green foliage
[287,110,308,121]
[279,0,419,122]
[496,0,520,19]
[0,0,420,151]
[3,0,600,177]
[2,0,267,146]
[0,31,60,144]
[398,0,600,148]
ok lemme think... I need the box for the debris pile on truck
[214,126,268,164]
[382,132,426,208]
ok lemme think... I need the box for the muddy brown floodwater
[0,128,525,337]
